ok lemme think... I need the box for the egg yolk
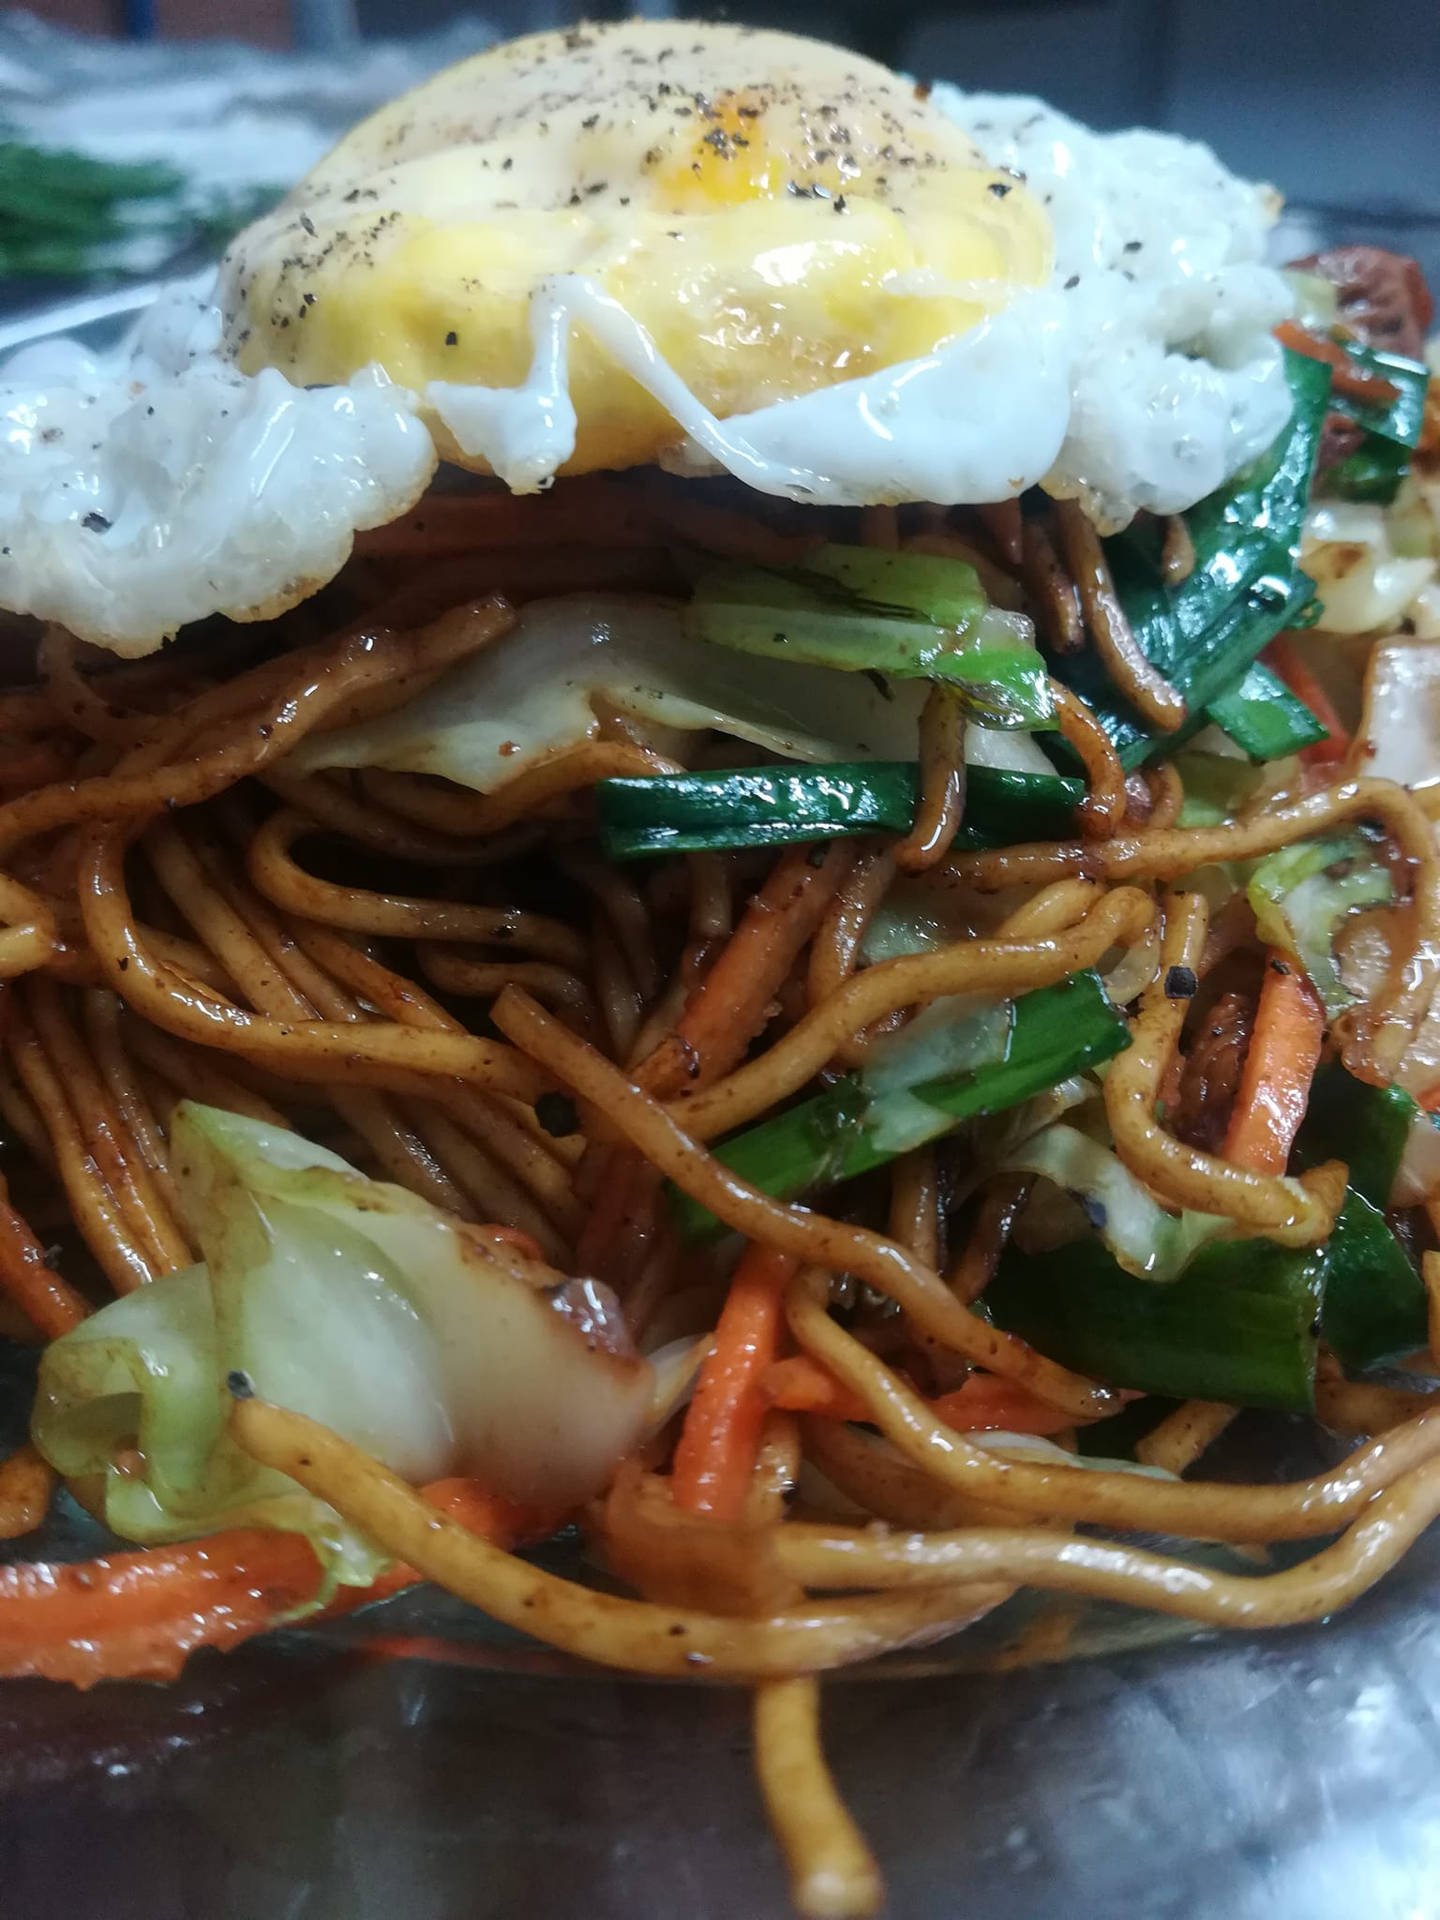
[223,22,1053,479]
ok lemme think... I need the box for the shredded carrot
[0,1443,55,1539]
[1223,953,1326,1175]
[413,1475,559,1544]
[322,1475,560,1616]
[0,1466,562,1684]
[582,842,850,1268]
[0,1528,325,1686]
[1274,319,1402,407]
[763,1354,870,1422]
[641,843,851,1100]
[764,1353,1088,1435]
[929,1375,1086,1436]
[1265,634,1351,767]
[672,1244,798,1520]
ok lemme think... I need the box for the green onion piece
[1049,350,1332,768]
[1325,341,1431,504]
[985,1236,1325,1411]
[687,543,1054,730]
[1295,1060,1417,1208]
[669,972,1127,1244]
[1247,829,1393,1016]
[595,761,1086,860]
[1204,660,1328,761]
[1317,1191,1428,1372]
[1327,435,1412,505]
[1328,343,1430,450]
[1291,1063,1429,1368]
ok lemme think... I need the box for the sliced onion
[1354,636,1440,795]
[1303,502,1436,637]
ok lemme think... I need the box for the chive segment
[1048,349,1332,768]
[1326,342,1431,504]
[668,971,1127,1243]
[1204,660,1328,761]
[1295,1063,1430,1369]
[595,761,1086,860]
[985,1235,1325,1412]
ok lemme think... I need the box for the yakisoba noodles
[2,17,1440,1918]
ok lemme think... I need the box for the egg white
[0,23,1297,655]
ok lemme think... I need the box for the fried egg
[0,20,1296,654]
[222,23,1053,482]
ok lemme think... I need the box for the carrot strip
[641,843,851,1100]
[672,1245,798,1520]
[0,1529,325,1686]
[1265,635,1351,768]
[0,1444,55,1539]
[1273,320,1401,407]
[320,1475,560,1616]
[0,1466,562,1684]
[764,1354,1087,1435]
[763,1354,870,1422]
[929,1375,1080,1436]
[413,1475,559,1544]
[582,843,850,1268]
[1223,954,1326,1175]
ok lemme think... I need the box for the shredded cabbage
[1247,830,1394,1016]
[858,996,1011,1159]
[292,593,932,794]
[1000,1122,1230,1280]
[33,1104,653,1584]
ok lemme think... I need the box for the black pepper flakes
[1164,965,1198,1000]
[444,330,459,347]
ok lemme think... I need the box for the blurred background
[2,0,1438,304]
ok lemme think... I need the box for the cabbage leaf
[291,592,933,794]
[1000,1121,1231,1280]
[33,1103,653,1586]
